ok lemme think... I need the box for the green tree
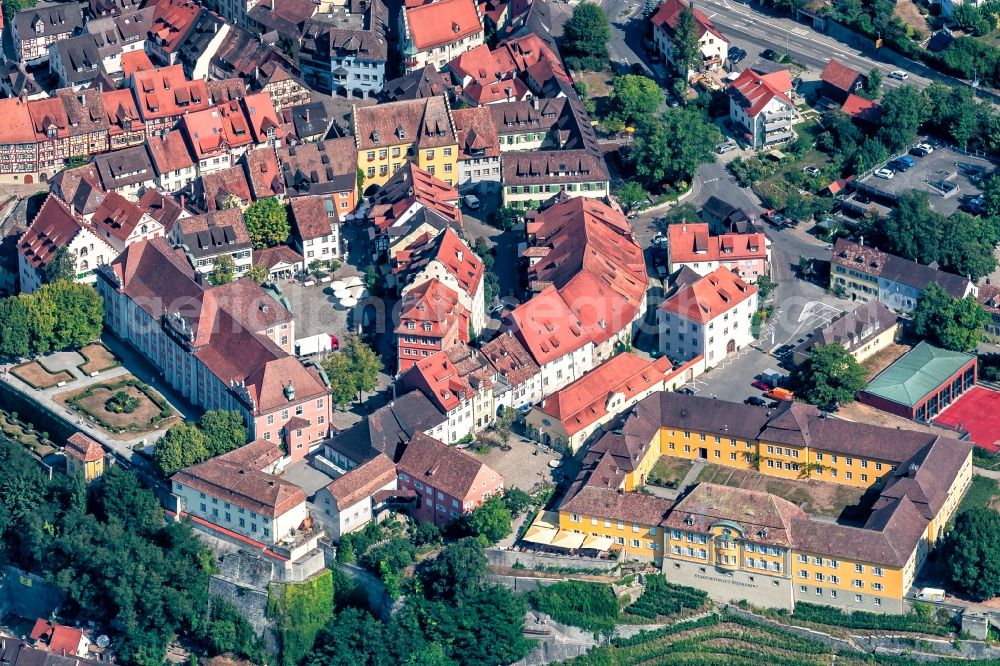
[36,282,103,351]
[323,353,359,409]
[615,180,648,212]
[791,343,867,409]
[153,423,208,477]
[912,283,989,352]
[208,255,236,286]
[23,291,57,354]
[493,206,522,231]
[0,296,31,358]
[877,85,928,152]
[561,3,610,70]
[463,494,512,544]
[630,108,720,191]
[198,410,247,458]
[419,537,488,600]
[941,507,1000,601]
[502,487,532,516]
[494,406,517,447]
[671,6,703,81]
[756,275,776,300]
[41,247,77,284]
[202,599,267,663]
[244,197,290,248]
[862,67,882,99]
[246,263,269,285]
[609,75,665,125]
[344,335,381,401]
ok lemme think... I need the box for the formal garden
[59,376,176,436]
[0,408,55,456]
[11,359,75,390]
[76,342,121,376]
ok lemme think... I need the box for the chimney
[304,108,310,123]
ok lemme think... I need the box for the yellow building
[353,95,459,190]
[548,392,973,614]
[64,432,106,483]
[791,300,900,367]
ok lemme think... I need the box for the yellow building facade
[353,96,459,190]
[554,392,974,614]
[64,432,106,483]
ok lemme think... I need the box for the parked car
[728,46,747,64]
[773,344,794,357]
[764,387,795,402]
[751,378,772,391]
[675,387,695,395]
[656,264,668,278]
[910,145,930,157]
[802,166,821,176]
[874,167,895,180]
[744,396,767,407]
[631,62,646,75]
[915,142,934,154]
[891,156,915,172]
[652,232,667,248]
[463,194,481,209]
[964,196,987,215]
[762,210,788,227]
[761,48,779,60]
[717,141,738,154]
[888,70,908,80]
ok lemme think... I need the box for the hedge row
[624,575,708,619]
[790,602,951,636]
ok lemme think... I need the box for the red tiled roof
[667,222,766,264]
[397,431,501,500]
[65,432,105,463]
[132,64,209,122]
[201,165,252,212]
[101,88,144,135]
[354,95,457,151]
[149,0,201,56]
[727,67,793,117]
[448,43,525,105]
[181,102,255,161]
[651,0,726,42]
[511,285,589,366]
[121,49,154,78]
[404,0,482,51]
[537,353,673,435]
[240,91,282,145]
[520,197,647,349]
[325,453,397,509]
[253,245,304,272]
[841,93,880,121]
[27,97,70,141]
[244,146,284,199]
[497,33,572,86]
[659,265,758,325]
[172,447,306,518]
[19,195,91,270]
[140,189,184,232]
[396,278,469,341]
[453,106,500,159]
[30,619,84,657]
[91,191,147,242]
[0,97,37,144]
[288,196,335,240]
[820,59,861,93]
[147,129,195,174]
[398,227,483,296]
[480,332,540,386]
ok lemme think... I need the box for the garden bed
[0,408,55,455]
[12,360,75,390]
[76,343,121,376]
[60,376,176,435]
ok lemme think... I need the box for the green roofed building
[859,341,977,422]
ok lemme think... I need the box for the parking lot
[854,145,995,217]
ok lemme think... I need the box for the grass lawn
[12,360,74,390]
[649,457,694,489]
[956,475,1000,516]
[696,463,869,518]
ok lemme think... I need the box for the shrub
[525,580,620,633]
[625,575,708,619]
[790,602,952,636]
[105,390,140,414]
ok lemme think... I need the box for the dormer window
[372,130,380,144]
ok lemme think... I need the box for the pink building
[667,222,768,283]
[396,432,503,526]
[97,238,330,460]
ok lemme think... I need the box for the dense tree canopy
[877,86,928,152]
[321,335,382,405]
[41,247,77,285]
[208,255,236,286]
[671,6,703,79]
[791,344,867,409]
[0,282,103,359]
[912,283,990,353]
[462,494,512,544]
[153,410,247,476]
[942,507,1000,601]
[418,537,488,600]
[629,108,720,191]
[561,3,610,71]
[609,75,664,125]
[245,197,290,248]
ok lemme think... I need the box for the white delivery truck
[295,333,339,357]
